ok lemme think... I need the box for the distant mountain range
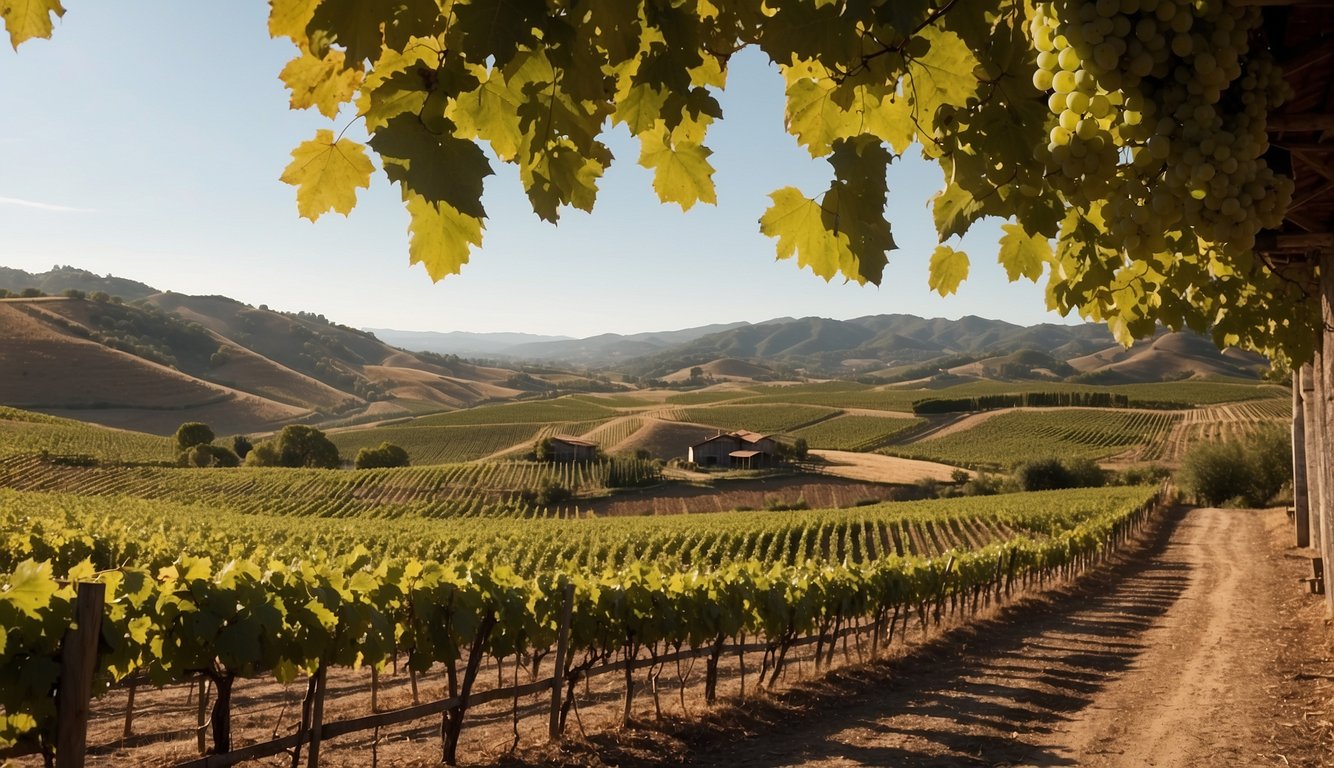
[0,266,1271,435]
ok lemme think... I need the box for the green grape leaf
[369,114,492,219]
[451,0,546,69]
[762,188,844,281]
[637,128,716,211]
[450,70,525,161]
[614,83,669,136]
[281,129,375,221]
[307,0,438,66]
[280,49,363,119]
[2,560,58,618]
[906,27,981,129]
[928,244,969,296]
[931,181,985,241]
[785,77,856,157]
[998,222,1051,282]
[0,0,64,50]
[404,193,485,281]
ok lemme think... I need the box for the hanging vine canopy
[3,0,1315,359]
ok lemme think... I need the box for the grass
[328,423,545,465]
[672,404,840,434]
[790,414,927,451]
[409,396,619,426]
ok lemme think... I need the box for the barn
[688,431,778,468]
[546,435,599,462]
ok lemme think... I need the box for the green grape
[1034,69,1056,90]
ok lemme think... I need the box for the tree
[354,441,410,469]
[245,425,341,469]
[174,422,215,453]
[231,435,254,460]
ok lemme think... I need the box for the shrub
[245,425,340,469]
[532,478,572,506]
[1013,458,1071,491]
[1116,463,1172,486]
[1177,426,1291,507]
[355,442,410,469]
[174,422,215,453]
[187,444,240,468]
[231,435,253,460]
[1012,457,1105,492]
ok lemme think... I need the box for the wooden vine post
[1319,253,1334,614]
[547,582,574,741]
[56,581,105,768]
[1294,371,1310,547]
[1302,365,1322,552]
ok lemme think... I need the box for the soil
[26,506,1333,767]
[501,506,1334,768]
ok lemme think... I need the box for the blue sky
[0,3,1079,338]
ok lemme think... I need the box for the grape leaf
[2,560,58,619]
[761,187,871,283]
[369,114,492,219]
[268,0,317,45]
[450,70,525,161]
[906,27,981,130]
[928,245,969,296]
[404,193,484,281]
[280,129,375,221]
[451,0,546,69]
[785,77,858,157]
[280,49,362,119]
[637,128,716,211]
[931,181,986,241]
[998,222,1051,282]
[0,0,64,49]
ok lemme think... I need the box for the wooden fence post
[548,582,574,741]
[56,581,105,768]
[196,678,209,754]
[307,666,328,768]
[1295,372,1311,547]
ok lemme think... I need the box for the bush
[532,478,572,506]
[1177,426,1291,507]
[186,444,240,468]
[231,435,253,460]
[1115,463,1172,486]
[354,442,410,469]
[174,422,215,453]
[245,425,340,468]
[1012,457,1104,492]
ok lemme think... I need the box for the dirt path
[505,506,1333,767]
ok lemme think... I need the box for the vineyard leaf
[307,0,441,67]
[404,193,484,281]
[452,0,546,69]
[0,0,63,49]
[785,77,858,157]
[451,70,526,161]
[906,27,981,129]
[760,187,855,282]
[928,244,969,296]
[268,0,317,44]
[998,222,1051,282]
[931,181,985,241]
[638,129,716,211]
[280,49,362,119]
[2,560,58,618]
[281,129,375,221]
[370,114,492,219]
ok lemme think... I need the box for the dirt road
[510,506,1334,767]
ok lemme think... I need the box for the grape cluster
[1028,0,1293,260]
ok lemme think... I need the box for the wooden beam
[1275,142,1334,153]
[1257,231,1334,250]
[1295,150,1334,184]
[1281,38,1334,78]
[1270,114,1334,133]
[1237,0,1334,5]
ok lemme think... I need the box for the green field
[409,396,620,426]
[790,414,927,451]
[884,409,1182,468]
[673,403,840,434]
[329,422,546,464]
[0,407,173,463]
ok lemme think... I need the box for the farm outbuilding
[688,431,777,468]
[547,435,599,462]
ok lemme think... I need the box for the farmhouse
[546,435,599,462]
[688,430,777,468]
